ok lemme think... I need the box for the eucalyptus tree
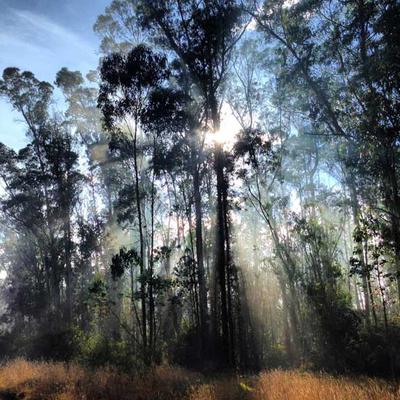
[250,0,400,306]
[55,67,125,339]
[134,0,249,366]
[0,68,82,334]
[98,44,173,359]
[95,0,249,365]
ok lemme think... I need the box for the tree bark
[193,164,208,349]
[133,118,147,353]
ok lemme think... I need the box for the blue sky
[0,0,109,149]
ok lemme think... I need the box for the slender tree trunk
[222,177,235,366]
[215,147,230,364]
[280,280,295,362]
[349,180,371,324]
[193,163,208,351]
[364,241,378,327]
[211,94,231,364]
[385,153,400,305]
[64,212,73,325]
[149,161,155,359]
[133,118,147,353]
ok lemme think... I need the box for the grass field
[0,359,398,400]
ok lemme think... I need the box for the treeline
[0,0,399,376]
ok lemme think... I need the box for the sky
[0,0,109,149]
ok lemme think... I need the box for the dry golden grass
[254,370,400,400]
[189,376,250,400]
[0,358,199,400]
[0,359,398,400]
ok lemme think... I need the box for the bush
[73,329,141,371]
[0,328,76,361]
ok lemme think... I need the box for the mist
[0,1,399,399]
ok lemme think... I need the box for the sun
[206,104,241,149]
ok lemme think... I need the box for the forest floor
[0,359,398,400]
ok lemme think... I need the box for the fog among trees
[0,0,400,383]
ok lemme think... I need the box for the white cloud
[0,4,98,78]
[9,8,94,55]
[0,3,99,150]
[0,31,55,57]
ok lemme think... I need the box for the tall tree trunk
[149,161,155,359]
[193,163,208,351]
[385,151,400,305]
[215,147,229,364]
[348,179,371,324]
[64,212,73,325]
[133,118,147,353]
[222,175,235,366]
[211,96,232,365]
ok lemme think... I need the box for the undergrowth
[0,359,398,400]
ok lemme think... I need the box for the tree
[98,44,171,359]
[0,68,82,342]
[135,0,248,366]
[251,0,400,303]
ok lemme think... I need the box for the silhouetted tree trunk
[133,117,147,353]
[193,162,208,350]
[348,181,371,325]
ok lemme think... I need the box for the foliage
[1,0,400,381]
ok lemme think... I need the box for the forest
[0,0,399,399]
